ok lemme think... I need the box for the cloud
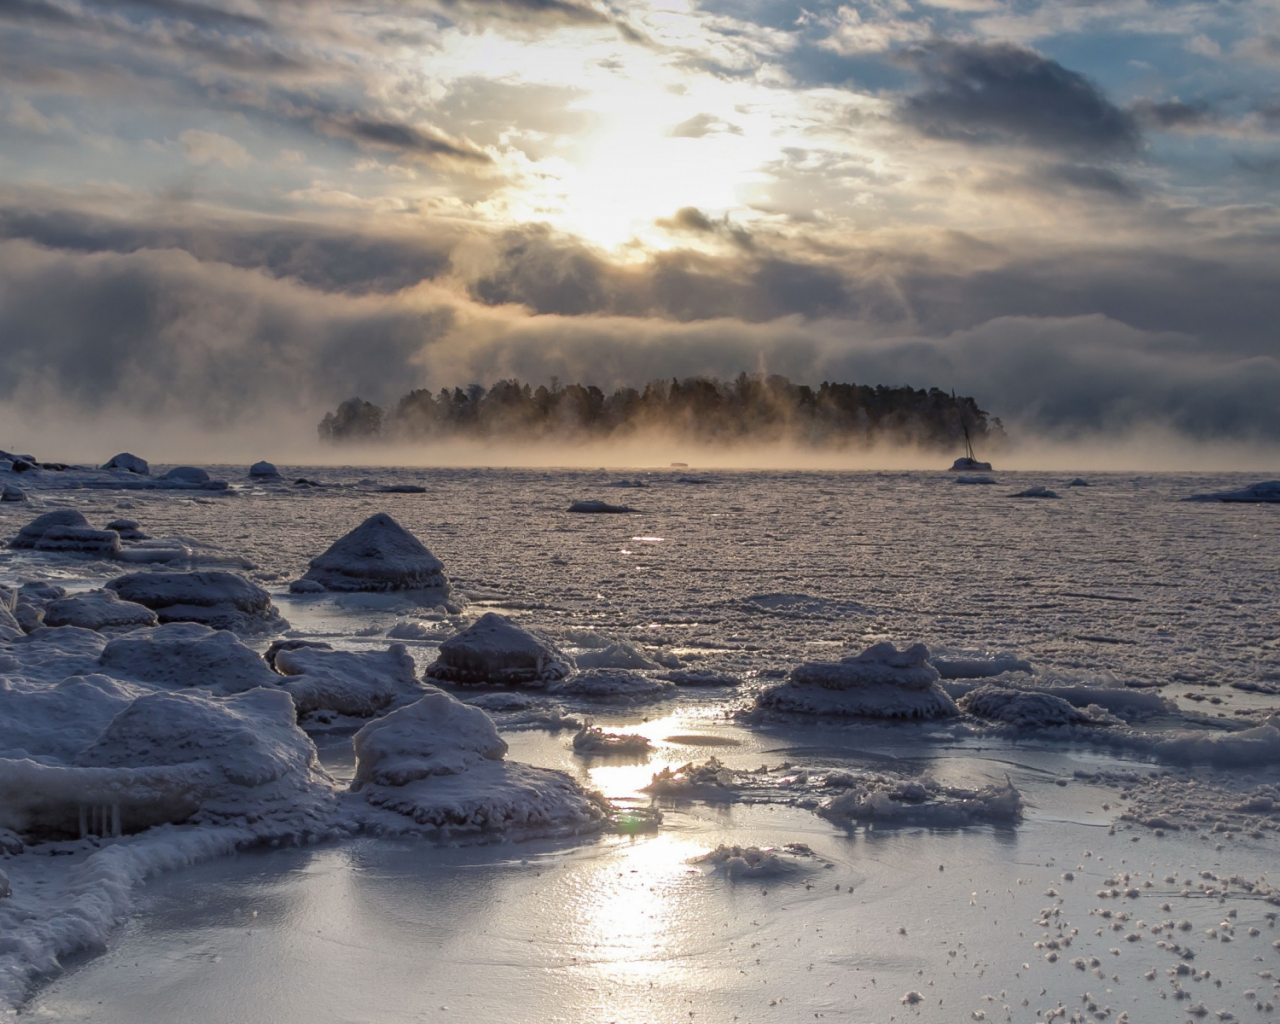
[320,117,491,164]
[669,112,743,138]
[1130,98,1217,132]
[179,129,251,168]
[899,40,1141,156]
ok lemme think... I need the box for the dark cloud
[1033,162,1143,201]
[1130,98,1217,131]
[899,41,1141,156]
[0,205,457,294]
[654,206,754,247]
[434,0,612,25]
[324,117,491,163]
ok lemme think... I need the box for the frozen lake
[3,466,1280,1022]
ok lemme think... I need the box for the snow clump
[756,642,959,720]
[932,654,1032,679]
[692,844,811,880]
[424,612,571,686]
[106,571,288,635]
[290,513,448,593]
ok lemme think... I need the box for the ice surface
[1186,479,1280,503]
[106,571,288,634]
[42,590,158,631]
[572,641,659,670]
[100,453,148,475]
[932,654,1032,679]
[756,642,959,719]
[273,643,424,718]
[424,612,571,685]
[290,513,448,593]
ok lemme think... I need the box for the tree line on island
[318,374,1004,450]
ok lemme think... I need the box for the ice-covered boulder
[249,461,281,480]
[960,685,1120,728]
[568,500,635,513]
[9,509,121,556]
[663,670,743,687]
[162,466,210,484]
[573,641,659,671]
[272,643,424,719]
[12,582,67,633]
[0,674,144,761]
[105,519,148,541]
[98,623,278,694]
[350,692,608,834]
[105,571,288,634]
[756,642,959,720]
[41,589,158,631]
[550,670,675,701]
[290,513,448,593]
[101,453,149,475]
[1010,486,1060,499]
[1,485,25,502]
[1186,480,1280,503]
[424,612,570,686]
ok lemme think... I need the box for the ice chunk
[572,642,659,671]
[932,655,1032,679]
[9,509,121,556]
[961,685,1121,727]
[386,619,451,641]
[105,571,288,635]
[550,669,675,701]
[41,589,158,631]
[272,644,425,718]
[1010,485,1060,499]
[663,670,743,687]
[290,513,448,593]
[1069,478,1090,486]
[567,500,635,513]
[820,776,1023,828]
[161,466,210,484]
[644,757,740,801]
[105,519,147,541]
[692,844,811,880]
[424,612,570,686]
[249,461,280,480]
[350,693,608,834]
[572,724,652,755]
[98,623,278,694]
[1186,480,1280,503]
[0,485,25,502]
[756,642,959,720]
[100,453,149,475]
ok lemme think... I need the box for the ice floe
[1010,485,1061,499]
[98,623,278,695]
[819,775,1023,828]
[106,571,288,634]
[161,466,210,484]
[955,475,996,485]
[549,669,675,701]
[567,500,636,513]
[755,642,960,720]
[1186,480,1280,503]
[271,643,424,720]
[290,513,448,593]
[350,692,609,834]
[424,612,571,686]
[42,589,158,632]
[960,685,1122,728]
[663,669,743,687]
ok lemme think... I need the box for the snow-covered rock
[101,453,149,475]
[1010,486,1060,499]
[572,641,659,671]
[1186,480,1280,503]
[756,642,959,720]
[550,669,674,701]
[0,674,144,761]
[161,466,210,484]
[105,519,147,541]
[567,500,636,513]
[290,513,448,593]
[0,485,25,502]
[424,612,571,686]
[664,669,743,687]
[98,623,278,695]
[9,509,121,556]
[105,571,288,634]
[350,692,608,834]
[272,644,424,718]
[41,590,158,631]
[249,461,280,480]
[1068,478,1090,487]
[960,685,1121,728]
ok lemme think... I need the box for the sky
[2,0,1280,455]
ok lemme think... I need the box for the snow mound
[820,775,1023,828]
[1186,480,1280,503]
[424,612,570,686]
[0,674,144,761]
[273,644,424,719]
[692,844,812,880]
[42,590,158,632]
[1068,478,1090,487]
[290,513,448,593]
[550,669,675,701]
[960,685,1121,728]
[567,500,635,513]
[1010,486,1060,499]
[101,453,148,475]
[0,688,332,840]
[105,571,288,635]
[351,693,608,835]
[932,654,1032,679]
[105,519,147,541]
[249,461,281,480]
[664,670,743,687]
[162,466,209,484]
[1,624,107,684]
[9,509,121,556]
[573,641,659,670]
[955,475,996,485]
[572,724,652,755]
[98,623,278,695]
[757,642,959,720]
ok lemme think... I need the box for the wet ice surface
[4,467,1280,1022]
